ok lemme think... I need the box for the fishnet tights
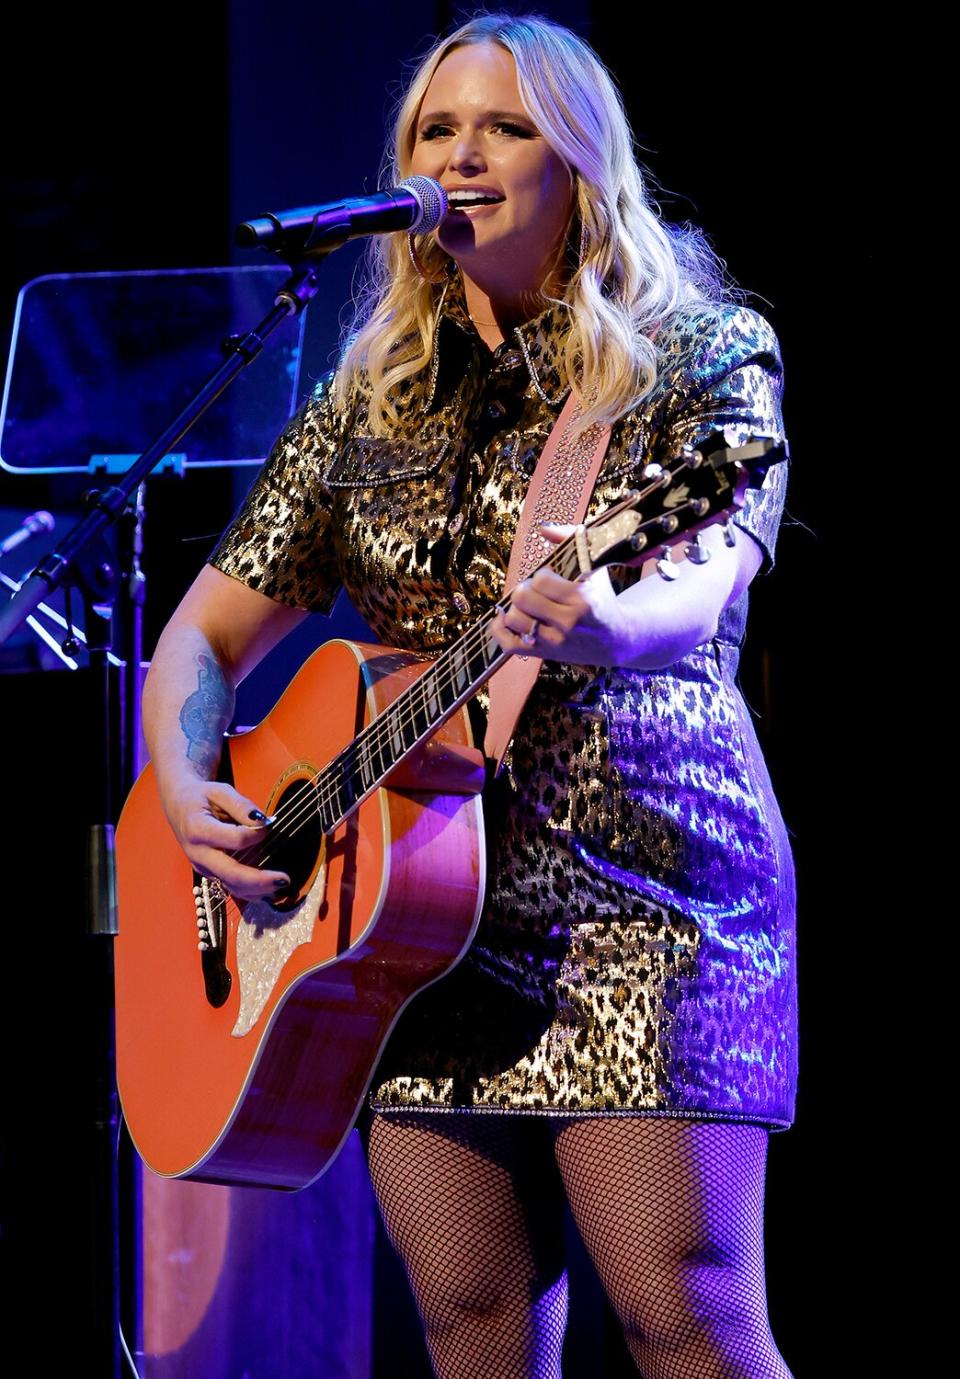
[363,1112,793,1379]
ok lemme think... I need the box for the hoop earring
[407,235,449,284]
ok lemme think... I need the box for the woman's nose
[449,129,486,172]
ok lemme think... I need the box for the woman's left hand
[489,516,762,672]
[489,523,637,667]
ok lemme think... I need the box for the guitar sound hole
[265,777,325,909]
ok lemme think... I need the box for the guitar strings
[231,534,584,870]
[235,601,507,863]
[198,576,550,938]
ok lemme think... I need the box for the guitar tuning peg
[721,519,737,548]
[685,533,711,565]
[681,444,704,468]
[656,548,680,580]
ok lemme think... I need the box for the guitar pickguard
[230,842,327,1038]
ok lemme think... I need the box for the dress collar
[426,268,571,409]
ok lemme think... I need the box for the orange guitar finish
[115,639,485,1191]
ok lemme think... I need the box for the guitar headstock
[583,433,788,571]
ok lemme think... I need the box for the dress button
[447,510,465,536]
[452,591,470,615]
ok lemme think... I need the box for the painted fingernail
[249,809,277,826]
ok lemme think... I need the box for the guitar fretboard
[315,538,583,831]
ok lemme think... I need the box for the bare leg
[552,1117,793,1378]
[363,1112,568,1379]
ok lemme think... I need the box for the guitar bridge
[194,873,232,1008]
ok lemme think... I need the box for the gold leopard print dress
[210,271,798,1131]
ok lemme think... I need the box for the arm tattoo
[179,652,235,776]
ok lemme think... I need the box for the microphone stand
[0,236,345,1378]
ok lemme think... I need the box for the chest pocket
[322,435,450,489]
[495,423,549,479]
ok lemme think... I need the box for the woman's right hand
[161,776,291,903]
[142,566,310,905]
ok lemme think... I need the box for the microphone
[236,176,448,251]
[0,510,55,558]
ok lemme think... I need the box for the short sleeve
[208,375,344,615]
[655,306,788,575]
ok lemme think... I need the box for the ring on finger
[520,619,539,647]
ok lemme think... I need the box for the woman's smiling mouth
[445,187,506,216]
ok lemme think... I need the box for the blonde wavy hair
[336,11,731,439]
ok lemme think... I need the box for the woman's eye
[417,121,534,141]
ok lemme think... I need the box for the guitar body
[115,638,486,1191]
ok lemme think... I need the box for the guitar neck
[316,538,583,830]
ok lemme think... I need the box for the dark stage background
[1,3,886,1375]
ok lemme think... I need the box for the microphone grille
[400,176,448,233]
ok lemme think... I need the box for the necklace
[469,313,499,327]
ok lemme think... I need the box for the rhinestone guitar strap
[484,390,611,774]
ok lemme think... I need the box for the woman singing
[142,13,797,1377]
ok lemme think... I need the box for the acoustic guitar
[114,433,784,1190]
